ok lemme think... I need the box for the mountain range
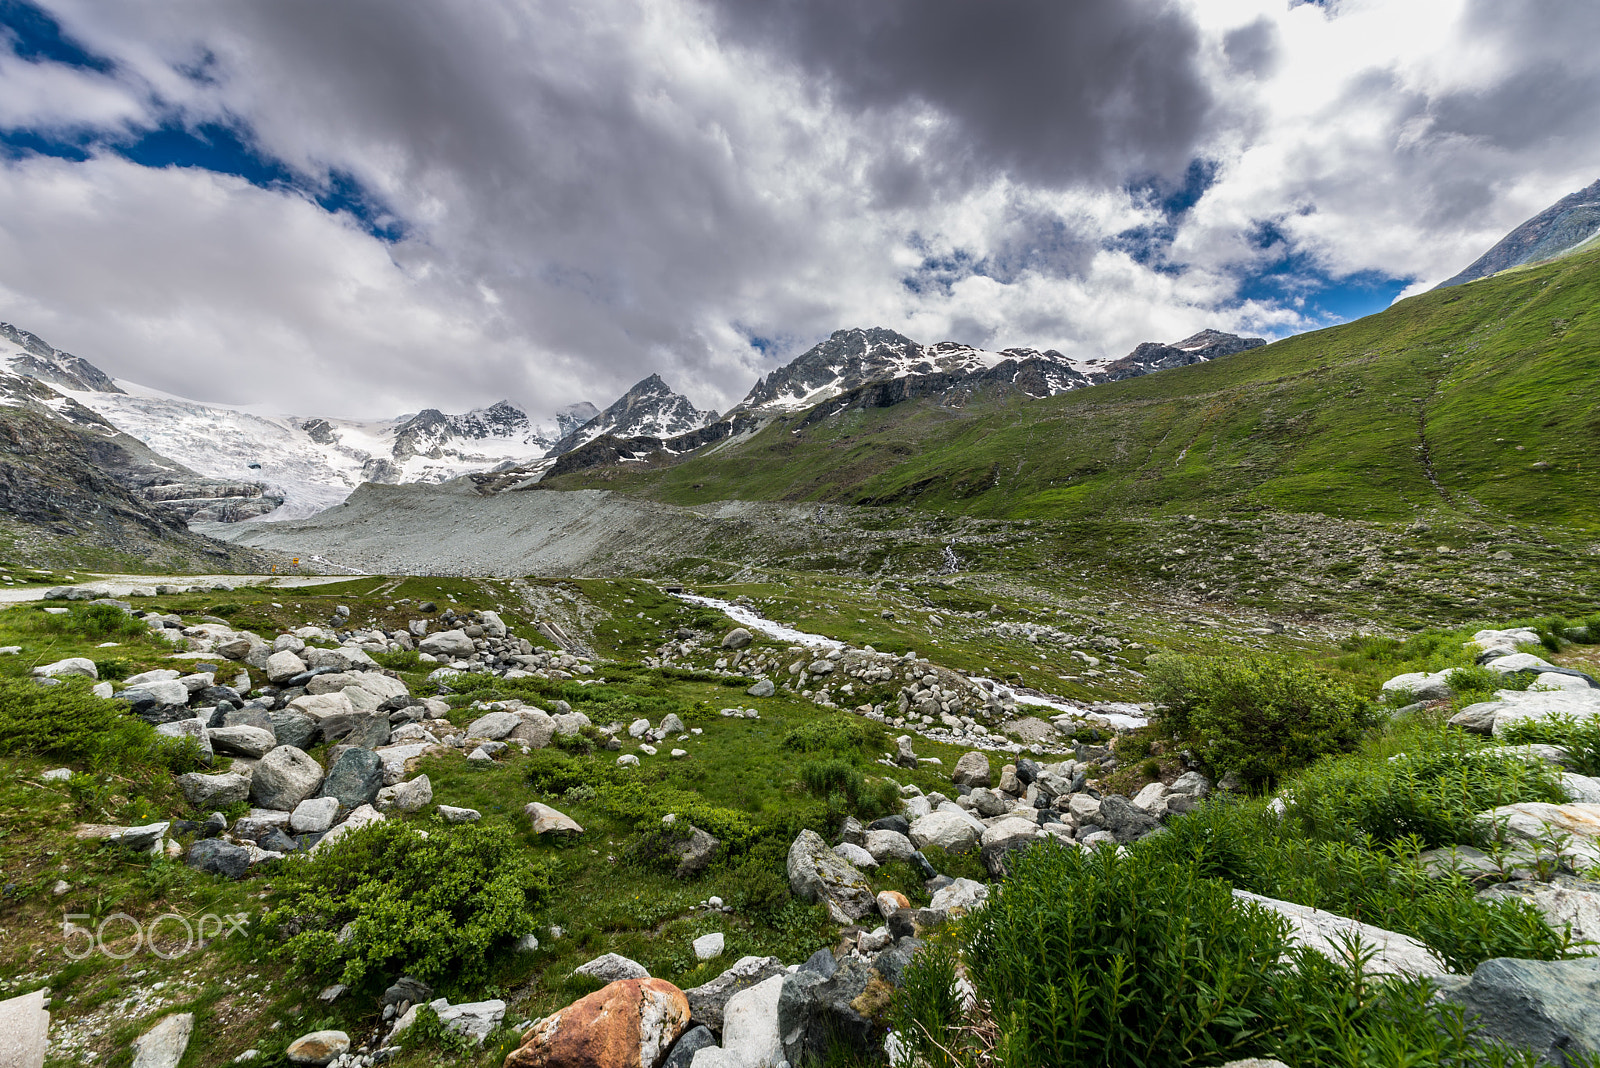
[0,317,1263,523]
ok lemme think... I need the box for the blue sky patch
[1,1,404,242]
[1,0,112,72]
[1235,224,1411,324]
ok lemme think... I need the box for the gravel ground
[199,481,853,577]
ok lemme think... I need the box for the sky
[0,0,1597,422]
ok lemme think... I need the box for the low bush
[263,819,552,991]
[39,602,149,640]
[889,941,963,1068]
[1501,713,1600,777]
[896,841,1585,1068]
[1147,654,1380,790]
[964,843,1294,1067]
[0,678,202,772]
[1289,726,1565,848]
[370,649,424,672]
[781,718,886,758]
[797,758,898,822]
[1146,801,1576,972]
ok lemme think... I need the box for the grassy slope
[548,246,1600,531]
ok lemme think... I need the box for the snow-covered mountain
[732,327,1081,415]
[731,326,1265,417]
[1,322,123,394]
[67,387,590,521]
[0,363,282,523]
[1079,329,1265,383]
[1,322,599,522]
[545,374,718,456]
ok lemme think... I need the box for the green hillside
[548,246,1600,532]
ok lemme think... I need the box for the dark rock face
[186,839,252,880]
[660,1024,715,1068]
[318,748,383,809]
[1438,178,1600,289]
[270,710,320,751]
[1096,796,1161,843]
[778,958,882,1066]
[1436,957,1600,1061]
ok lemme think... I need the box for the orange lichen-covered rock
[503,977,690,1068]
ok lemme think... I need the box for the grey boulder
[1435,957,1600,1061]
[573,952,649,982]
[787,829,875,923]
[207,725,276,759]
[177,770,251,809]
[319,748,383,809]
[250,746,325,811]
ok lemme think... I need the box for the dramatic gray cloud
[0,0,1596,422]
[706,0,1215,191]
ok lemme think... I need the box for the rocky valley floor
[2,564,1600,1067]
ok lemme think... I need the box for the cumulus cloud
[0,0,1595,421]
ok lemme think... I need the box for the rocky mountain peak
[1084,329,1265,383]
[545,374,718,457]
[0,322,124,394]
[1437,178,1600,289]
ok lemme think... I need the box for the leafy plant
[782,718,886,758]
[798,758,898,821]
[1289,726,1566,848]
[1501,713,1600,776]
[1146,799,1577,972]
[397,1005,473,1055]
[262,820,552,991]
[1147,653,1379,790]
[965,843,1293,1067]
[889,941,964,1068]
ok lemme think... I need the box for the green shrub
[727,859,790,923]
[93,657,134,681]
[1146,800,1576,972]
[1147,654,1379,790]
[964,843,1293,1067]
[889,941,963,1068]
[1289,727,1566,848]
[919,840,1580,1067]
[0,678,201,772]
[263,820,552,990]
[40,603,147,640]
[1502,713,1600,777]
[797,759,898,822]
[781,718,886,758]
[371,649,424,672]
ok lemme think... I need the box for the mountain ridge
[1436,178,1600,289]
